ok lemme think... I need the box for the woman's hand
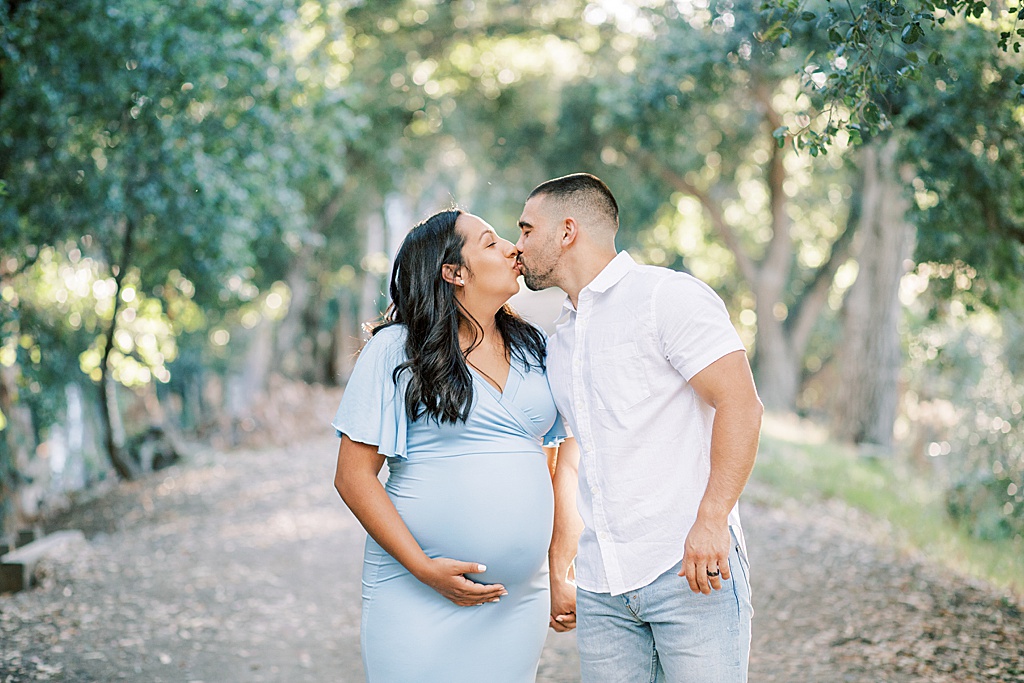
[415,558,508,607]
[549,574,577,631]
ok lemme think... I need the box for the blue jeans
[576,529,752,683]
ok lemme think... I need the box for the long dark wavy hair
[373,208,546,424]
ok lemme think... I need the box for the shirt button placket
[574,292,616,590]
[573,294,594,485]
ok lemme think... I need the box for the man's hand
[681,350,761,595]
[549,574,577,631]
[416,558,507,606]
[679,517,731,594]
[547,437,582,631]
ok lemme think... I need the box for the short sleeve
[538,330,568,448]
[542,412,569,448]
[654,273,746,381]
[331,325,410,460]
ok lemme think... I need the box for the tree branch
[788,217,858,356]
[99,215,141,481]
[754,83,795,303]
[635,148,759,287]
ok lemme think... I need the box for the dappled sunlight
[759,411,830,446]
[9,244,191,387]
[2,1,1023,679]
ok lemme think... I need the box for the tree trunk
[358,210,387,329]
[226,318,275,446]
[0,365,30,535]
[384,193,412,264]
[99,370,138,479]
[275,248,313,380]
[58,382,89,492]
[99,217,140,480]
[831,139,916,447]
[636,117,841,414]
[307,184,356,385]
[329,287,359,385]
[753,309,801,411]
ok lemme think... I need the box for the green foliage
[0,0,319,495]
[1,0,309,299]
[897,25,1024,298]
[758,0,1024,154]
[758,3,1024,301]
[2,245,101,430]
[902,277,1024,541]
[0,0,311,399]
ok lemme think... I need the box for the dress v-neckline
[468,360,518,400]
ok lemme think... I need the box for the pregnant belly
[387,452,554,587]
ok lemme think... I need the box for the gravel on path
[1,436,1021,682]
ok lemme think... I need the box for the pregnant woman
[332,208,569,682]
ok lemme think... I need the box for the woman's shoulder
[369,322,408,343]
[361,323,409,363]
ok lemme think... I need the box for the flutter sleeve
[542,412,568,448]
[331,325,410,460]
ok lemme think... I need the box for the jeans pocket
[729,526,753,620]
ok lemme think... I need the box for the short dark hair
[528,173,619,227]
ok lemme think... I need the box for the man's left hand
[678,517,731,594]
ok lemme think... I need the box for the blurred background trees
[1,0,1022,545]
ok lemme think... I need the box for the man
[516,173,763,682]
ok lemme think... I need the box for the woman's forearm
[549,438,582,578]
[334,437,433,580]
[334,436,505,606]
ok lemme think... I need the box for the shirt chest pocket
[590,341,651,411]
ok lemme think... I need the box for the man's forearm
[696,396,763,523]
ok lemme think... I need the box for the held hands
[417,557,507,607]
[549,574,577,632]
[679,517,731,594]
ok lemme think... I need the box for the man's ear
[441,264,462,285]
[562,217,580,247]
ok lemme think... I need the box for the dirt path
[1,436,1021,682]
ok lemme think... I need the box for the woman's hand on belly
[414,557,509,607]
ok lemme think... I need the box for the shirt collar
[586,251,636,294]
[554,296,574,324]
[553,251,636,324]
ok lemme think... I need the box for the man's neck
[564,250,617,309]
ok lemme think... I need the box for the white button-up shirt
[547,251,747,596]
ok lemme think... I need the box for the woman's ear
[441,264,463,286]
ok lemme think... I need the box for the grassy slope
[750,414,1024,597]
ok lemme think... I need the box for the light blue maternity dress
[332,324,564,683]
